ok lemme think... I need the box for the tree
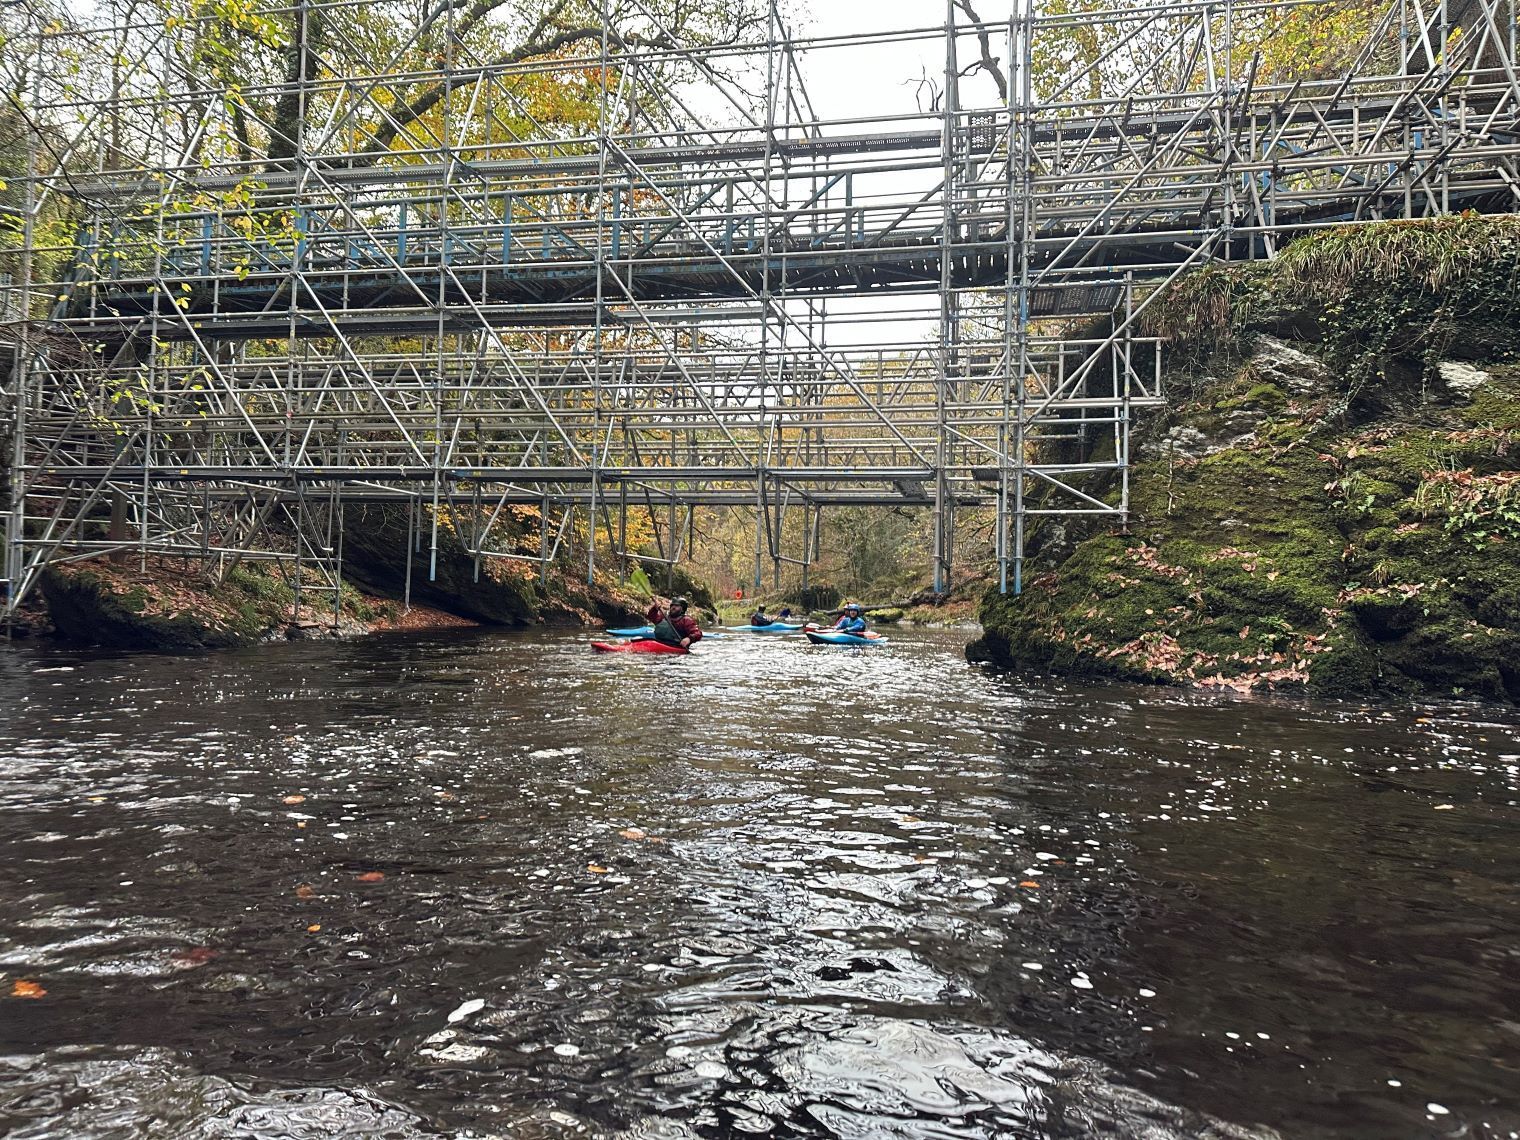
[1029,0,1385,107]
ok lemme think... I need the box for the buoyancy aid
[651,617,685,645]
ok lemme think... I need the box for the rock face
[38,505,673,650]
[1438,361,1491,398]
[340,503,651,627]
[973,217,1520,702]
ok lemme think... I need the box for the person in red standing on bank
[644,596,704,649]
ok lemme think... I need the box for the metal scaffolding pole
[3,0,1517,618]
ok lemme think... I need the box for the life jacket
[750,612,772,626]
[651,616,684,646]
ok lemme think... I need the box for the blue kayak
[806,630,887,646]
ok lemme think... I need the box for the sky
[712,2,1017,349]
[798,1,1011,121]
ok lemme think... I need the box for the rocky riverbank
[32,557,480,650]
[971,215,1520,703]
[25,503,703,651]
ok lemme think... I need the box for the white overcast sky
[798,1,1012,120]
[734,2,1017,348]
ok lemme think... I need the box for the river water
[0,627,1516,1140]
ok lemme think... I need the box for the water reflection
[0,629,1517,1139]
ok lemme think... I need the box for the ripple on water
[0,629,1517,1140]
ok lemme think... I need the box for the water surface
[0,628,1517,1139]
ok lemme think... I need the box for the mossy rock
[42,567,262,650]
[974,228,1520,704]
[341,503,692,627]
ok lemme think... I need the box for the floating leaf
[447,998,485,1023]
[587,864,610,874]
[295,884,316,899]
[11,979,47,999]
[1019,881,1041,889]
[282,794,306,805]
[355,871,386,882]
[307,924,322,933]
[618,827,647,841]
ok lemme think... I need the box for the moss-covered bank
[972,215,1520,702]
[36,503,683,651]
[40,559,384,649]
[340,503,662,628]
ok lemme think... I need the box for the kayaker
[749,603,774,627]
[646,596,703,648]
[831,603,868,634]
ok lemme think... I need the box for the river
[0,627,1516,1139]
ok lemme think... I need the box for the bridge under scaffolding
[4,0,1519,623]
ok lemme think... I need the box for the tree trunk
[267,0,323,164]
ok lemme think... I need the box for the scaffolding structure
[3,0,1518,622]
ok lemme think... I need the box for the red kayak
[590,639,689,655]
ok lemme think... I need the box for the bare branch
[953,0,1008,102]
[361,9,673,158]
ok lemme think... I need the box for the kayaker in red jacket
[645,596,703,648]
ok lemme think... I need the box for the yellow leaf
[11,979,46,999]
[587,863,610,874]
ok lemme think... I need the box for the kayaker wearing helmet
[645,596,703,649]
[832,603,867,634]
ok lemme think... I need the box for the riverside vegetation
[31,503,714,649]
[971,214,1520,703]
